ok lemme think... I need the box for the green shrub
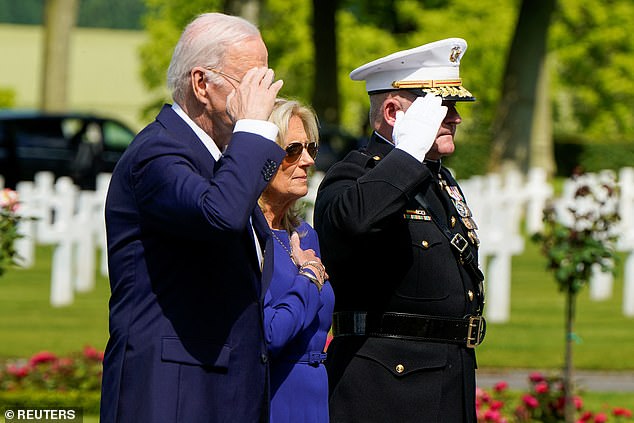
[0,390,101,414]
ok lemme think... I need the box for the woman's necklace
[270,229,297,266]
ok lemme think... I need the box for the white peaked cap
[350,38,475,101]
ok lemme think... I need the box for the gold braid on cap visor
[392,78,474,98]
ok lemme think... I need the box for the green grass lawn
[0,246,110,358]
[1,239,633,367]
[476,239,634,371]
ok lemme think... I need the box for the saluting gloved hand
[392,94,447,162]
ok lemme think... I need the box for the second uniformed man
[314,38,486,423]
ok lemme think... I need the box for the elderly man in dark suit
[314,38,486,423]
[100,12,285,422]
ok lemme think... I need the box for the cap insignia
[449,46,462,63]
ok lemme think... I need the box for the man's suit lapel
[252,208,273,299]
[156,105,217,179]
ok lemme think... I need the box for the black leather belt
[332,311,486,348]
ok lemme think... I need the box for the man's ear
[190,67,210,105]
[383,98,400,127]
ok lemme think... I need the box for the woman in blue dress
[260,99,335,423]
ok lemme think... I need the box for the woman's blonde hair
[260,98,319,234]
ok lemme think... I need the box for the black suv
[0,110,135,190]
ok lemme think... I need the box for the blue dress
[264,221,335,423]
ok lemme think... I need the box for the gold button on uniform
[450,216,456,227]
[395,364,405,373]
[421,240,429,249]
[468,290,474,301]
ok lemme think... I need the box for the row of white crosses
[459,168,552,323]
[5,166,633,314]
[13,172,110,307]
[460,167,634,322]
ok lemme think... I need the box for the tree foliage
[550,0,634,142]
[136,0,634,167]
[0,0,146,29]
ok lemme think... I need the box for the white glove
[392,95,447,162]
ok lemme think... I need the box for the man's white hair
[166,12,260,104]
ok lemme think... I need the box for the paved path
[477,369,634,392]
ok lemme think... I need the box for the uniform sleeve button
[468,290,474,301]
[395,364,405,373]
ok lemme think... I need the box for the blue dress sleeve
[264,275,322,356]
[264,223,325,357]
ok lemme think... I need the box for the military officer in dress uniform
[314,38,486,423]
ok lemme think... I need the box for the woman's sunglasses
[284,141,318,162]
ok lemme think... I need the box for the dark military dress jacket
[314,132,485,423]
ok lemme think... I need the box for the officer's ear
[383,98,402,127]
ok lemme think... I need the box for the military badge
[468,230,480,246]
[445,186,464,202]
[403,209,431,221]
[461,217,478,230]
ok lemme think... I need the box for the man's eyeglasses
[285,141,318,162]
[204,67,242,84]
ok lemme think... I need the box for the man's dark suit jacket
[100,105,285,422]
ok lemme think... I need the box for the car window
[14,119,68,149]
[103,121,134,151]
[61,118,85,140]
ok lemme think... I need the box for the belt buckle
[466,315,486,348]
[450,233,468,253]
[308,351,327,366]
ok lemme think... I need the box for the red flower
[493,381,508,393]
[556,395,583,411]
[484,409,501,421]
[593,412,607,423]
[490,400,504,411]
[29,351,57,366]
[613,407,633,418]
[534,381,550,394]
[477,388,491,404]
[574,395,584,410]
[522,394,539,409]
[7,363,29,378]
[83,345,104,361]
[529,372,545,383]
[577,410,594,422]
